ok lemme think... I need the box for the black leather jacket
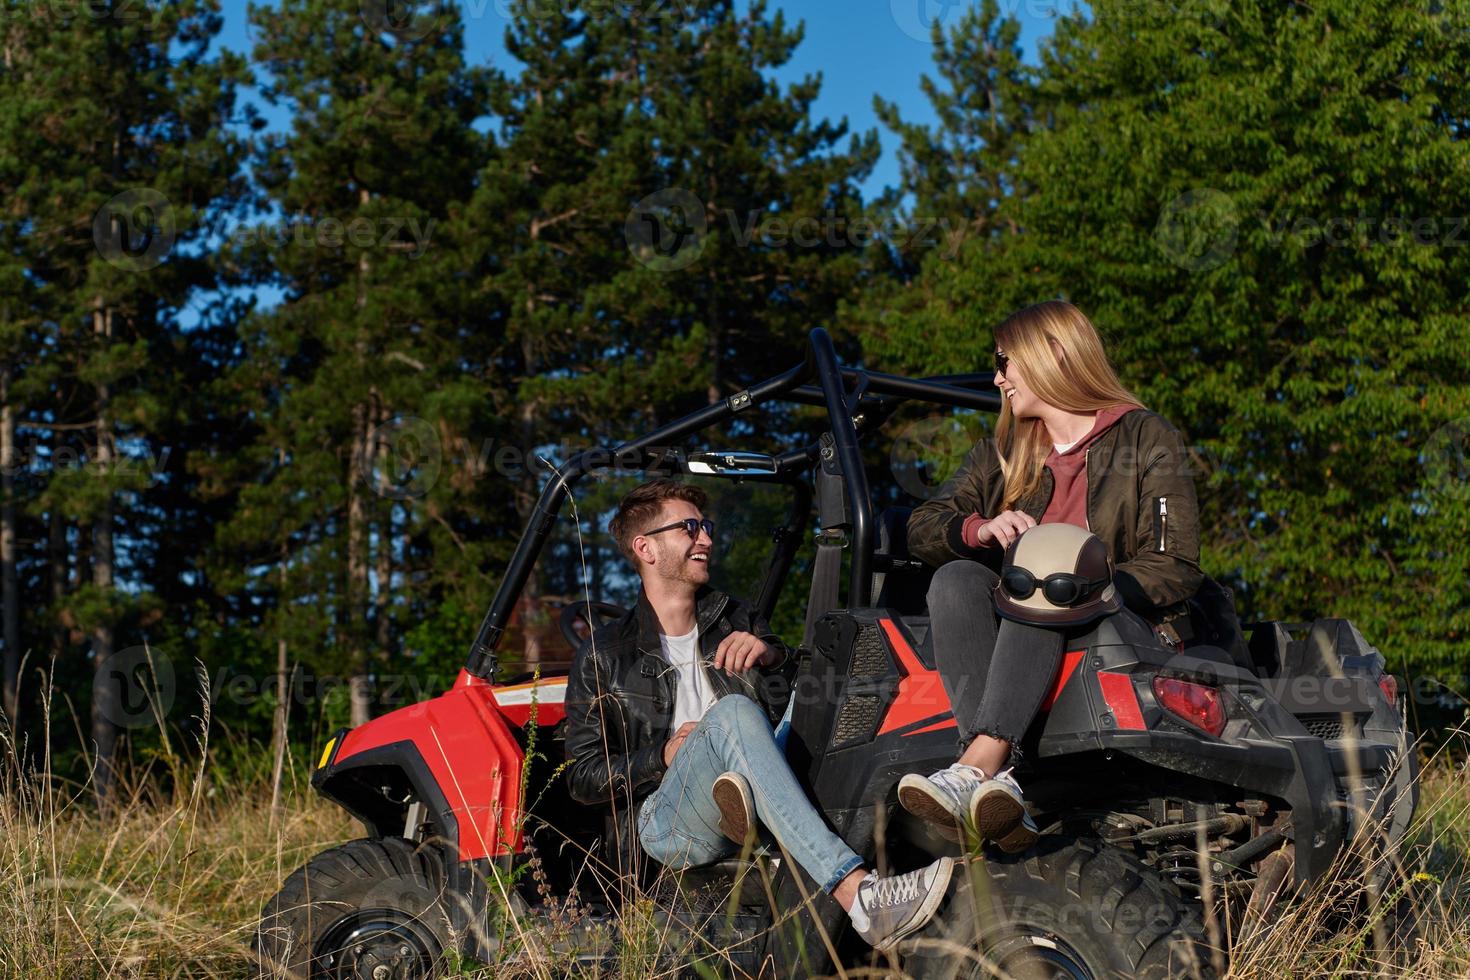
[563,586,796,808]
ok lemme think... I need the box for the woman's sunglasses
[643,518,716,540]
[1000,567,1110,607]
[994,349,1009,376]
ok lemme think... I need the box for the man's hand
[714,631,777,673]
[663,721,697,766]
[974,509,1036,550]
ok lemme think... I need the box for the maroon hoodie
[961,404,1139,546]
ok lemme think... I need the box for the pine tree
[227,0,492,724]
[604,0,880,406]
[872,0,1034,270]
[855,0,1036,372]
[462,0,877,666]
[0,0,248,796]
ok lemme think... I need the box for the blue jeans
[636,694,863,894]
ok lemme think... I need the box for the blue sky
[213,0,1073,198]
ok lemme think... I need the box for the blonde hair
[994,301,1144,511]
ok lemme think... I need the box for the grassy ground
[2,728,1467,979]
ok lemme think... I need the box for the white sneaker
[898,763,988,842]
[970,768,1039,853]
[852,856,955,950]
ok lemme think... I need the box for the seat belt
[804,530,846,648]
[804,432,850,648]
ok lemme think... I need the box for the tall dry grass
[0,679,355,979]
[2,685,1468,979]
[1222,745,1470,979]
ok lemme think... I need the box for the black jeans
[927,559,1064,759]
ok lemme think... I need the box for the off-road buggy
[255,329,1418,978]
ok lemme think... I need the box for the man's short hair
[609,479,708,561]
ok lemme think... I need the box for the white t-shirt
[1054,439,1077,454]
[660,627,717,730]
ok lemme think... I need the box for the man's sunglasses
[994,349,1009,376]
[643,518,715,540]
[1000,567,1110,607]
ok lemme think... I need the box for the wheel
[903,837,1221,980]
[558,600,627,649]
[254,838,457,979]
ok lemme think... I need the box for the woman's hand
[974,510,1036,549]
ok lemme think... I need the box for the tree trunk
[706,319,723,405]
[374,403,392,662]
[269,496,290,824]
[517,384,541,669]
[48,501,64,660]
[347,399,371,727]
[346,188,374,726]
[1,365,19,724]
[706,166,723,406]
[90,301,117,808]
[268,635,289,823]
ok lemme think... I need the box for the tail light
[1377,673,1398,706]
[1152,676,1226,737]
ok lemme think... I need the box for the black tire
[254,837,457,980]
[904,837,1222,980]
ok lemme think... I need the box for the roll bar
[463,329,997,679]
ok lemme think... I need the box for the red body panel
[1097,670,1147,730]
[326,625,1105,861]
[1041,650,1087,711]
[876,618,959,736]
[331,670,567,861]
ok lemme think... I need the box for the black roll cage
[465,328,1000,679]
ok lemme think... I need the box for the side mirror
[684,451,778,476]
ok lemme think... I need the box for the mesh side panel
[850,625,890,677]
[832,695,882,745]
[1301,716,1344,740]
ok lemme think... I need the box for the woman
[899,300,1205,849]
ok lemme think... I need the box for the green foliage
[5,0,1469,778]
[0,0,250,784]
[860,0,1470,692]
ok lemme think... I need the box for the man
[564,479,953,950]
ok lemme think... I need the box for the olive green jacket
[907,409,1204,632]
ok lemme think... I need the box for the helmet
[993,523,1122,627]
